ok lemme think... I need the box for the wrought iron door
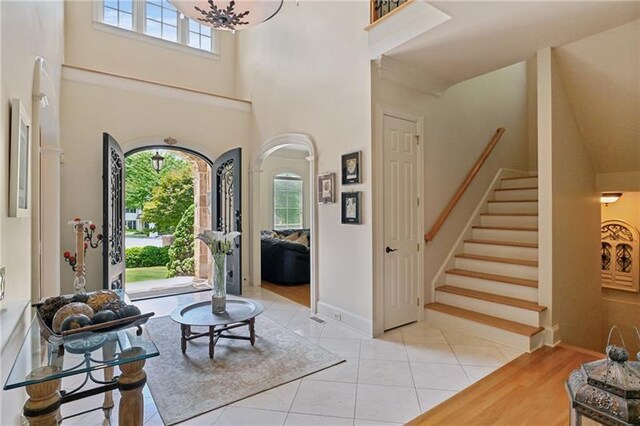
[212,148,242,295]
[102,133,126,290]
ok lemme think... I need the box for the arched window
[601,220,639,292]
[273,172,303,230]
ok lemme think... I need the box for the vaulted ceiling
[555,20,640,173]
[386,1,640,85]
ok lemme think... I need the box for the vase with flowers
[196,230,241,313]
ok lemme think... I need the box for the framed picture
[341,151,362,185]
[318,173,336,204]
[9,99,31,218]
[341,192,362,224]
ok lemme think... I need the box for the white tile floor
[58,286,523,426]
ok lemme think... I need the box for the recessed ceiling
[386,1,640,84]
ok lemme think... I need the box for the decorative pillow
[295,233,309,247]
[285,232,299,241]
[270,232,281,239]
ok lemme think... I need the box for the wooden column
[102,337,117,419]
[23,366,62,426]
[117,348,147,426]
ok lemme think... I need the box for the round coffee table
[170,297,264,359]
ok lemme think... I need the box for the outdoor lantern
[566,338,640,425]
[169,0,283,31]
[151,151,165,173]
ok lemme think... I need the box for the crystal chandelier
[169,0,283,31]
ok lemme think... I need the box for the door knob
[385,246,398,254]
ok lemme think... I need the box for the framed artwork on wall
[341,191,362,224]
[9,98,31,218]
[318,172,336,204]
[341,151,362,185]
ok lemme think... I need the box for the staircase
[425,174,546,352]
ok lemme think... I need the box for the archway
[123,144,214,299]
[251,133,318,312]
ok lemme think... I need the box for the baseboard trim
[317,301,372,337]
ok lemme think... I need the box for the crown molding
[376,55,452,97]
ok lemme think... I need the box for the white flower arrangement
[196,230,241,255]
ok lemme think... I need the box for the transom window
[273,173,303,230]
[100,0,216,53]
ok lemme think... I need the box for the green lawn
[125,266,168,283]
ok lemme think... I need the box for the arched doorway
[251,134,318,312]
[123,145,214,300]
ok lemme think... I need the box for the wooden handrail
[424,128,506,243]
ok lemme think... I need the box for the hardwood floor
[261,281,310,307]
[408,344,601,425]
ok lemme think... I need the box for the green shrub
[125,245,169,268]
[167,204,195,277]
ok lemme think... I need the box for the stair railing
[424,128,506,243]
[369,0,412,25]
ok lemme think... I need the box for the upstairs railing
[424,128,506,243]
[370,0,412,25]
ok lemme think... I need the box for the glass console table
[3,304,159,426]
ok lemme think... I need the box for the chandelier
[169,0,283,31]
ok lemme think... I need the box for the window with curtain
[273,173,303,230]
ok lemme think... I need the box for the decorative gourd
[39,296,71,327]
[86,290,119,312]
[52,302,94,333]
[121,305,141,318]
[100,299,127,314]
[92,310,117,324]
[60,314,92,332]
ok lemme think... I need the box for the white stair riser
[472,228,538,244]
[435,291,541,327]
[445,273,539,301]
[425,309,543,352]
[455,257,538,280]
[494,188,538,201]
[464,242,538,261]
[480,215,538,228]
[487,201,538,214]
[500,177,538,189]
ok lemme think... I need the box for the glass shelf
[3,309,159,390]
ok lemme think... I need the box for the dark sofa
[261,229,310,285]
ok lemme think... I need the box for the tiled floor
[58,286,523,426]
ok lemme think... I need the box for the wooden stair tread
[455,253,538,267]
[425,302,544,337]
[487,199,538,203]
[501,175,538,180]
[473,226,538,232]
[480,213,538,217]
[446,268,538,288]
[437,285,546,312]
[494,187,538,191]
[464,239,538,249]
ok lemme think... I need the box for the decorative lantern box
[566,344,640,425]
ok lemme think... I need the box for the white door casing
[383,115,421,330]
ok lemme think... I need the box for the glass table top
[3,309,159,390]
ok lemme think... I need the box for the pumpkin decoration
[60,314,92,332]
[52,302,94,333]
[86,290,119,312]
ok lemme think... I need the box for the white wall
[1,1,64,423]
[236,1,373,332]
[548,49,602,352]
[59,78,251,294]
[64,0,238,97]
[260,154,310,230]
[372,62,530,302]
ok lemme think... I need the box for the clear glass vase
[210,253,227,314]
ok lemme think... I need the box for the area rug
[144,315,344,425]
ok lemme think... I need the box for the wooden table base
[181,318,256,359]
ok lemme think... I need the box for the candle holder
[63,218,103,294]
